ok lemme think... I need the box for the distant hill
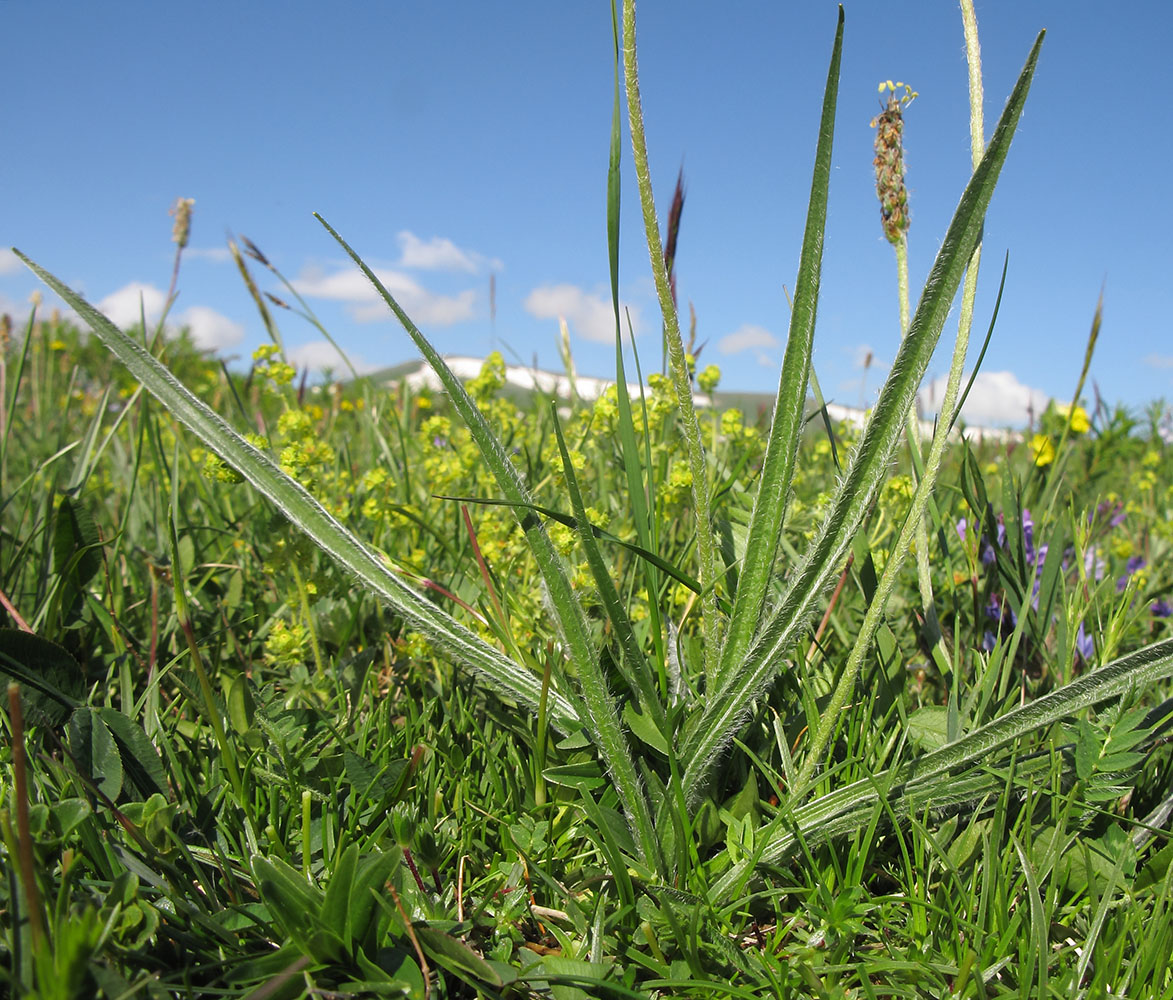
[368,355,1017,441]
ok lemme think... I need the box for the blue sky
[4,2,1171,426]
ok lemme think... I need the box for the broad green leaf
[623,701,668,756]
[906,705,950,752]
[347,850,400,952]
[413,924,511,987]
[0,629,84,727]
[97,706,170,801]
[543,760,608,792]
[320,842,358,948]
[79,708,123,800]
[52,494,104,620]
[51,798,92,839]
[226,673,255,735]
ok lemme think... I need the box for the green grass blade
[680,30,1045,806]
[14,251,578,734]
[716,6,843,690]
[711,635,1173,900]
[433,493,723,610]
[622,0,722,682]
[550,403,663,731]
[313,218,660,871]
[550,403,664,871]
[608,0,668,685]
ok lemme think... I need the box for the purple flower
[1075,622,1095,664]
[1022,509,1047,579]
[1116,555,1147,592]
[1152,599,1172,618]
[984,594,1017,645]
[1090,500,1127,529]
[1022,509,1035,564]
[958,514,1004,566]
[981,520,1005,566]
[1084,546,1105,582]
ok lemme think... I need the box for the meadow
[5,2,1173,997]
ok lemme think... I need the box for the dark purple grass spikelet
[663,167,686,308]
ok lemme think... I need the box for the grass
[4,2,1173,997]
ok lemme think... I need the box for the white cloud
[97,282,169,328]
[294,264,476,326]
[524,284,640,344]
[396,231,501,273]
[920,370,1051,427]
[177,305,245,351]
[286,340,378,375]
[1,249,24,276]
[1144,353,1173,370]
[717,323,779,355]
[96,282,243,351]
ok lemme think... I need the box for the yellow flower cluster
[252,343,295,388]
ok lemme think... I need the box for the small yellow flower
[361,468,390,491]
[1055,402,1090,434]
[1029,433,1055,467]
[720,408,744,437]
[277,409,314,440]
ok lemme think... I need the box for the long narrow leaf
[681,30,1045,806]
[14,252,579,734]
[717,5,843,691]
[433,493,725,610]
[622,0,722,682]
[608,0,667,684]
[712,635,1173,901]
[550,402,666,738]
[312,218,660,871]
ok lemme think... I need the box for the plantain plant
[15,0,1173,907]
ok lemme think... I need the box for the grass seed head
[872,81,917,244]
[170,197,195,248]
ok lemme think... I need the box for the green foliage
[4,4,1173,996]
